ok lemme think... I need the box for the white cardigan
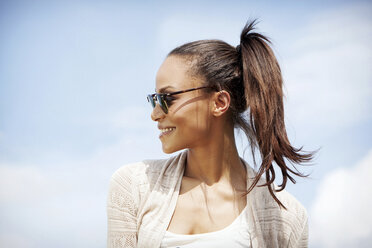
[107,149,308,248]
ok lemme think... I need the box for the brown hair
[168,20,315,209]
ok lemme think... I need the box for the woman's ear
[212,90,230,117]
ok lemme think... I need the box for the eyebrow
[156,86,176,93]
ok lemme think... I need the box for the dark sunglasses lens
[157,95,168,114]
[147,95,155,108]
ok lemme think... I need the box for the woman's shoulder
[246,165,307,221]
[257,182,307,223]
[250,187,308,246]
[107,159,170,205]
[275,189,308,230]
[275,189,308,246]
[261,187,308,242]
[110,158,167,182]
[110,150,187,184]
[277,189,307,214]
[245,165,308,242]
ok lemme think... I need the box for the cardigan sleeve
[298,216,309,247]
[274,188,309,248]
[288,204,309,248]
[107,165,139,248]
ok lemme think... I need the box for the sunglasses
[147,86,214,114]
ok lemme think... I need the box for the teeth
[160,127,175,133]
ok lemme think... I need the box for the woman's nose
[151,104,166,121]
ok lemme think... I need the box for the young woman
[107,20,314,248]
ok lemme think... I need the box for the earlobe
[213,91,230,117]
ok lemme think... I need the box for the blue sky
[1,0,371,247]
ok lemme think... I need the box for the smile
[159,127,176,138]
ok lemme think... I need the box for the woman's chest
[166,182,247,235]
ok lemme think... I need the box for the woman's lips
[159,127,176,138]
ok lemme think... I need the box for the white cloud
[283,3,372,130]
[309,148,372,248]
[0,165,56,203]
[0,163,106,247]
[0,233,32,248]
[0,131,166,248]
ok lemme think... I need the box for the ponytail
[168,20,315,209]
[239,20,314,209]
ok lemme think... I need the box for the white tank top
[160,207,251,248]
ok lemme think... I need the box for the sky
[0,0,371,247]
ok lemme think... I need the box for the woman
[107,20,314,248]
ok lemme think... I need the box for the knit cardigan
[107,149,308,248]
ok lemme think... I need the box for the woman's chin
[162,144,183,154]
[162,146,176,154]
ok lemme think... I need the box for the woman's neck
[184,125,246,188]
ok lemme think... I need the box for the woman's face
[152,55,214,154]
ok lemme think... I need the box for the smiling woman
[107,20,314,248]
